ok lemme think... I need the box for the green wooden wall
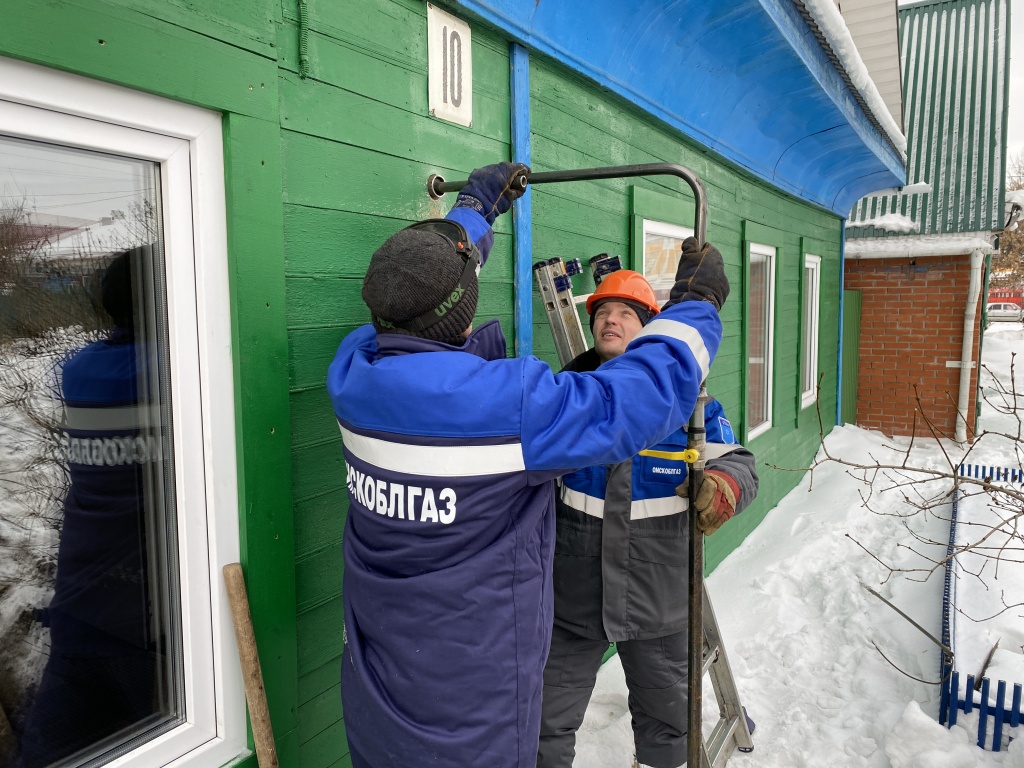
[1,2,845,767]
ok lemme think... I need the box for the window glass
[801,255,821,407]
[642,220,693,304]
[747,243,775,438]
[0,134,183,767]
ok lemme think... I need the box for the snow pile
[846,233,996,259]
[950,488,1024,693]
[886,700,1023,768]
[950,322,1024,728]
[851,213,919,234]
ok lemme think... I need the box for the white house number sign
[427,4,473,127]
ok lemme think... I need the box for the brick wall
[844,255,982,437]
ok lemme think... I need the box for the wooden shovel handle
[224,562,279,768]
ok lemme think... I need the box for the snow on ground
[576,323,1024,767]
[953,323,1024,710]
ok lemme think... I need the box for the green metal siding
[848,0,1010,237]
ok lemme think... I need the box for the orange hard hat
[585,270,661,316]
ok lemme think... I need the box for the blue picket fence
[940,669,1023,750]
[936,464,1023,751]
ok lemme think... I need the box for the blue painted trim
[510,42,533,357]
[836,225,845,425]
[452,0,905,215]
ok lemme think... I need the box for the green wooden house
[0,1,904,766]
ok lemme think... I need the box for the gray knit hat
[362,225,479,344]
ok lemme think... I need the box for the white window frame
[636,219,695,308]
[0,57,245,767]
[640,219,695,259]
[747,242,776,441]
[801,254,821,409]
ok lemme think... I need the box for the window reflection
[643,223,694,305]
[748,254,768,427]
[0,136,181,767]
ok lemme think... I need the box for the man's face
[593,300,644,363]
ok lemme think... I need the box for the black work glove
[454,162,530,224]
[666,236,729,311]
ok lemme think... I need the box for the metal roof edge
[784,0,907,161]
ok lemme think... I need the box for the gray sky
[1,135,154,223]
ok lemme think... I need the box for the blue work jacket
[554,349,757,641]
[327,216,722,768]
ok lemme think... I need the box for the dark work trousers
[537,624,689,768]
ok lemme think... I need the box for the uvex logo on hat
[434,285,466,317]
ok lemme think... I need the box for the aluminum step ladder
[532,255,590,366]
[534,254,755,768]
[699,581,755,767]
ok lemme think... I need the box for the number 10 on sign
[428,4,473,127]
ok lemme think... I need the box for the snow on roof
[799,0,908,155]
[845,233,995,258]
[851,213,919,234]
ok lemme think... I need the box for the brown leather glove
[675,469,739,535]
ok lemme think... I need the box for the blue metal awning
[454,0,907,215]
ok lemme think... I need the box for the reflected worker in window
[19,247,164,767]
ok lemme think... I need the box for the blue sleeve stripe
[560,484,688,519]
[340,424,526,477]
[631,319,711,379]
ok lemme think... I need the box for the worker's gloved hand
[666,237,729,311]
[454,162,530,224]
[676,469,739,535]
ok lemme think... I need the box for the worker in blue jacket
[326,162,731,768]
[537,270,758,768]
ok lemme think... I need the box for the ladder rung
[701,642,720,676]
[696,583,754,767]
[705,716,742,767]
